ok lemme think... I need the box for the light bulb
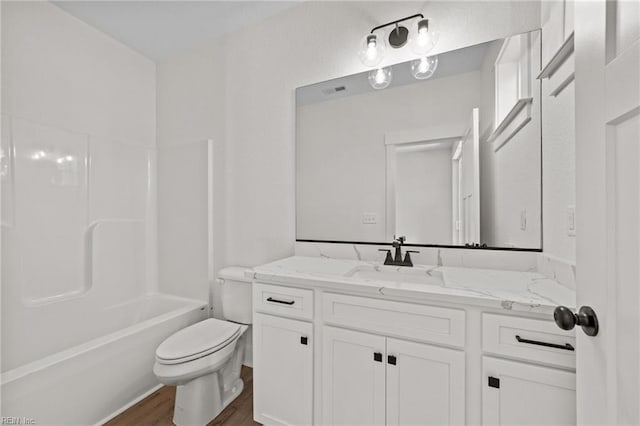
[368,67,392,90]
[31,150,46,160]
[410,19,439,56]
[410,55,438,80]
[358,33,386,67]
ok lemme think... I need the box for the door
[322,326,386,426]
[457,108,480,244]
[386,338,465,426]
[574,1,640,424]
[253,313,313,426]
[482,357,576,425]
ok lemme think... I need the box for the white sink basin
[344,264,444,286]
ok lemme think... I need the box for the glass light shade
[409,19,439,56]
[358,33,386,67]
[410,55,438,80]
[368,67,392,90]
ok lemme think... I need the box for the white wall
[1,1,156,369]
[296,70,480,243]
[156,41,227,311]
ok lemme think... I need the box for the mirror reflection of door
[393,141,454,245]
[453,108,480,245]
[387,109,479,246]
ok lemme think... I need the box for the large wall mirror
[296,30,542,250]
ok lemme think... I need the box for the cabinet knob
[553,305,599,336]
[373,352,383,362]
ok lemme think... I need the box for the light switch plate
[520,210,527,231]
[567,205,576,236]
[362,213,377,224]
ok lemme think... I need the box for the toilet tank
[217,266,253,324]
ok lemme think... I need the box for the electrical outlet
[362,213,377,224]
[568,205,576,236]
[520,210,527,231]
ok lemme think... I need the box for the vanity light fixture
[410,55,438,80]
[368,67,392,90]
[358,14,438,65]
[359,14,440,88]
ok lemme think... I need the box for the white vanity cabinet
[252,280,576,426]
[386,337,465,426]
[322,326,465,425]
[322,320,466,426]
[481,313,577,426]
[322,326,386,426]
[253,284,314,426]
[482,357,576,425]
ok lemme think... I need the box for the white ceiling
[53,1,300,62]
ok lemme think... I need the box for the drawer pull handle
[515,335,574,351]
[266,297,295,305]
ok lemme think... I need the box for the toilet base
[173,373,219,426]
[173,373,245,426]
[170,329,248,426]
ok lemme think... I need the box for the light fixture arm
[369,13,424,34]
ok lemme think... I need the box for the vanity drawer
[482,313,576,369]
[253,283,314,321]
[322,293,465,348]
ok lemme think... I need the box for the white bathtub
[0,293,208,425]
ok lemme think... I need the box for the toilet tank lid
[218,266,253,283]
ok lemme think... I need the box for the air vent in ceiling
[321,85,347,96]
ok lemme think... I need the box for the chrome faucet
[378,235,419,267]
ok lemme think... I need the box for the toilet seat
[156,318,241,365]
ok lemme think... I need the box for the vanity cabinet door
[482,357,576,426]
[322,326,386,426]
[386,338,466,426]
[253,313,313,426]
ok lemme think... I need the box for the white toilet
[154,267,253,426]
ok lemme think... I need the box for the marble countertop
[250,256,576,316]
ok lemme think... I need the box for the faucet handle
[403,250,419,267]
[378,249,393,265]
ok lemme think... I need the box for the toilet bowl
[154,267,253,426]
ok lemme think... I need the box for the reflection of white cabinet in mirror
[488,32,537,151]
